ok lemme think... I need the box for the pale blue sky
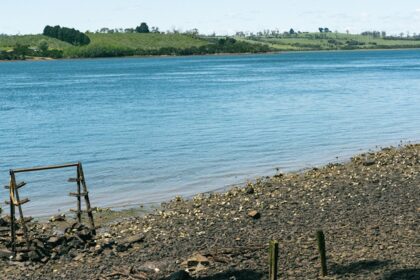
[2,0,420,35]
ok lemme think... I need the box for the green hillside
[63,33,209,57]
[0,33,207,52]
[240,32,420,51]
[2,31,420,60]
[87,33,207,49]
[0,34,71,51]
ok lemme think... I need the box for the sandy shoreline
[0,144,419,279]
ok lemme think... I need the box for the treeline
[65,37,271,58]
[0,42,63,60]
[43,25,90,45]
[236,27,334,38]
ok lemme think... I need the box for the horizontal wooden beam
[11,163,80,174]
[68,177,81,183]
[5,198,30,206]
[4,181,26,190]
[69,192,88,197]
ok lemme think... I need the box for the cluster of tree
[95,22,153,34]
[360,31,386,38]
[236,28,346,38]
[93,24,202,36]
[94,26,160,34]
[0,42,63,60]
[43,25,90,45]
[135,22,150,33]
[64,37,271,58]
[318,28,331,33]
[384,32,420,40]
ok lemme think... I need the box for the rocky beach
[0,144,419,279]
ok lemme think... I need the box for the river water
[1,50,420,216]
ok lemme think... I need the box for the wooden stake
[78,163,96,234]
[316,230,327,277]
[269,240,279,280]
[11,172,31,251]
[9,175,16,254]
[76,166,82,223]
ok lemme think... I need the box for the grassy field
[0,34,71,51]
[86,33,207,49]
[240,32,420,51]
[0,33,208,54]
[2,32,420,59]
[63,33,209,57]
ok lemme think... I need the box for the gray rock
[166,270,192,280]
[120,234,145,245]
[0,249,13,259]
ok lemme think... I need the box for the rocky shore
[0,144,419,279]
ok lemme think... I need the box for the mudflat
[0,144,419,279]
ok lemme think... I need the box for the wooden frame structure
[6,162,95,253]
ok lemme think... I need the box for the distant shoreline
[1,47,420,63]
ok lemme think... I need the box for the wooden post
[316,230,327,277]
[78,162,96,234]
[9,174,16,254]
[269,240,279,280]
[11,172,30,250]
[76,166,82,223]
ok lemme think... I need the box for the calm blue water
[1,50,420,216]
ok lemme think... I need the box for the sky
[1,0,420,35]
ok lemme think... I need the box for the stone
[50,252,58,260]
[166,270,192,280]
[73,253,84,261]
[0,249,13,259]
[15,253,26,262]
[77,229,93,241]
[49,214,66,222]
[245,185,255,194]
[116,243,129,252]
[363,159,376,166]
[32,238,45,250]
[185,254,210,270]
[47,236,64,246]
[27,250,42,262]
[247,210,261,219]
[101,238,115,249]
[136,261,162,273]
[119,234,145,245]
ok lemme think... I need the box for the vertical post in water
[269,240,279,280]
[11,171,30,250]
[76,165,82,223]
[9,173,16,254]
[316,230,327,277]
[78,162,96,234]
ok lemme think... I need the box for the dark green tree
[289,28,295,35]
[38,40,49,53]
[136,22,150,33]
[43,25,90,45]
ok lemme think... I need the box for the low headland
[0,144,418,279]
[2,24,420,61]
